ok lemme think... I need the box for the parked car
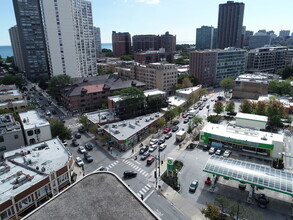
[238,182,247,190]
[184,118,189,123]
[223,150,231,157]
[139,146,149,155]
[150,139,158,145]
[141,152,150,160]
[159,144,167,151]
[255,194,269,208]
[158,138,165,145]
[78,126,86,133]
[173,120,179,125]
[85,143,94,151]
[209,147,216,154]
[163,128,171,133]
[165,133,172,139]
[189,180,199,192]
[172,125,179,132]
[123,171,137,178]
[84,153,93,163]
[147,156,155,165]
[62,140,67,146]
[182,113,188,118]
[149,145,157,152]
[199,106,204,110]
[72,139,79,147]
[75,133,81,139]
[51,109,57,114]
[78,146,86,154]
[202,144,210,151]
[215,149,223,155]
[75,157,84,167]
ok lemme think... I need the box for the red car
[182,113,188,118]
[163,128,171,133]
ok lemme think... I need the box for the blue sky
[0,0,292,45]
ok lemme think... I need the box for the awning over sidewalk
[203,156,293,196]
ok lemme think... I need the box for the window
[14,135,18,139]
[59,173,68,183]
[27,130,33,136]
[34,129,40,134]
[0,136,3,142]
[37,185,49,198]
[18,195,32,210]
[0,146,6,152]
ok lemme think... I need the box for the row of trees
[176,74,199,90]
[276,66,293,79]
[213,101,235,115]
[268,79,293,96]
[0,74,23,89]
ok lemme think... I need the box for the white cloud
[130,0,160,4]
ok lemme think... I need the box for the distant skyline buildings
[217,1,245,49]
[196,26,217,50]
[9,25,25,72]
[112,31,131,57]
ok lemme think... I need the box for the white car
[149,139,158,145]
[223,150,232,157]
[76,157,84,167]
[78,146,86,154]
[149,145,158,152]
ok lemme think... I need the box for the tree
[198,88,208,99]
[239,99,254,114]
[38,79,48,90]
[146,96,164,113]
[254,101,267,115]
[215,196,232,217]
[182,77,193,88]
[164,108,177,121]
[188,116,202,134]
[156,117,166,128]
[178,74,199,86]
[268,80,293,96]
[225,101,235,113]
[220,77,234,94]
[48,118,72,140]
[213,101,224,115]
[79,116,90,129]
[277,66,293,79]
[0,74,23,89]
[201,202,220,220]
[266,100,284,127]
[120,55,134,61]
[48,74,72,98]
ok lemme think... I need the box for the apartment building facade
[112,32,131,57]
[9,26,25,72]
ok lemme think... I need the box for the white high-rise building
[41,0,96,77]
[94,27,102,56]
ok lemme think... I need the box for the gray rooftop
[0,113,21,135]
[24,172,159,220]
[19,110,50,130]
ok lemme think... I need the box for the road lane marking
[140,170,144,174]
[137,168,141,172]
[139,190,144,195]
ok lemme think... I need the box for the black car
[158,138,165,145]
[202,144,210,151]
[173,120,179,125]
[72,139,79,147]
[78,126,86,133]
[85,143,93,151]
[75,133,81,139]
[165,133,172,139]
[123,171,137,178]
[51,109,57,114]
[139,146,149,155]
[255,194,269,208]
[84,153,93,163]
[141,152,150,160]
[172,125,179,132]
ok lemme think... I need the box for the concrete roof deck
[176,86,202,95]
[19,110,49,130]
[0,138,70,203]
[235,112,268,122]
[167,96,187,107]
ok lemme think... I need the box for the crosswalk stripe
[137,193,141,197]
[137,168,141,172]
[144,173,148,177]
[133,165,138,169]
[139,190,144,195]
[129,164,135,167]
[144,186,149,190]
[142,188,147,193]
[147,184,151,188]
[140,170,144,174]
[108,165,112,168]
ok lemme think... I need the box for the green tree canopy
[120,55,134,61]
[239,99,254,114]
[48,74,73,97]
[220,77,234,93]
[48,118,72,140]
[225,101,235,113]
[254,101,267,115]
[201,202,220,220]
[266,100,284,127]
[146,96,164,113]
[78,116,90,129]
[213,101,224,115]
[277,66,293,79]
[0,74,23,89]
[268,80,293,96]
[181,77,193,88]
[178,74,199,86]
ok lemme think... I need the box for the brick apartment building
[112,31,131,57]
[59,74,146,113]
[134,48,174,64]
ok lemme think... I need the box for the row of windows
[0,135,19,143]
[27,129,40,136]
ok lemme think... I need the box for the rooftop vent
[129,123,135,129]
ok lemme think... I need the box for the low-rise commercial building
[101,112,164,151]
[200,122,284,158]
[0,113,25,160]
[134,49,174,64]
[175,86,202,100]
[0,85,27,112]
[19,110,52,145]
[0,138,74,220]
[235,113,268,130]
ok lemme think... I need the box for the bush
[207,115,221,123]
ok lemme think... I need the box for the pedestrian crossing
[105,160,119,170]
[136,184,153,198]
[123,159,149,177]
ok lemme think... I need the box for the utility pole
[155,155,158,188]
[158,148,161,177]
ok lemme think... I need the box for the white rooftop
[0,99,27,107]
[0,89,22,97]
[102,112,164,141]
[0,138,71,203]
[235,112,268,122]
[176,86,202,95]
[19,110,50,130]
[202,122,284,146]
[258,94,291,108]
[235,74,269,83]
[167,96,187,107]
[85,109,117,124]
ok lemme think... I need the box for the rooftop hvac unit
[114,129,120,134]
[104,124,109,128]
[129,123,136,129]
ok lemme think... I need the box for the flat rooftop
[1,138,70,203]
[176,86,202,95]
[167,96,187,107]
[24,172,159,220]
[0,89,21,97]
[19,110,50,130]
[235,112,268,122]
[85,109,118,124]
[0,99,27,107]
[258,94,291,108]
[235,74,269,83]
[201,123,284,145]
[0,113,21,135]
[102,112,164,141]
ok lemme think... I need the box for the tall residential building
[132,35,160,52]
[9,26,25,72]
[94,27,102,57]
[190,48,247,86]
[41,0,96,77]
[243,30,254,47]
[112,31,131,57]
[196,26,217,50]
[217,1,245,49]
[249,33,271,49]
[12,0,50,82]
[279,30,290,38]
[247,46,290,73]
[160,32,176,52]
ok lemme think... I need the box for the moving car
[123,171,137,178]
[85,143,94,151]
[62,140,67,146]
[141,152,150,160]
[75,157,84,167]
[172,125,179,132]
[209,147,216,154]
[215,149,223,155]
[165,133,172,139]
[238,182,247,190]
[75,133,81,139]
[139,146,149,155]
[149,145,157,152]
[223,150,231,157]
[78,126,86,133]
[159,144,167,151]
[189,180,199,192]
[84,153,93,163]
[147,156,155,165]
[78,146,86,154]
[163,128,171,133]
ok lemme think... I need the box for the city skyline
[0,0,292,46]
